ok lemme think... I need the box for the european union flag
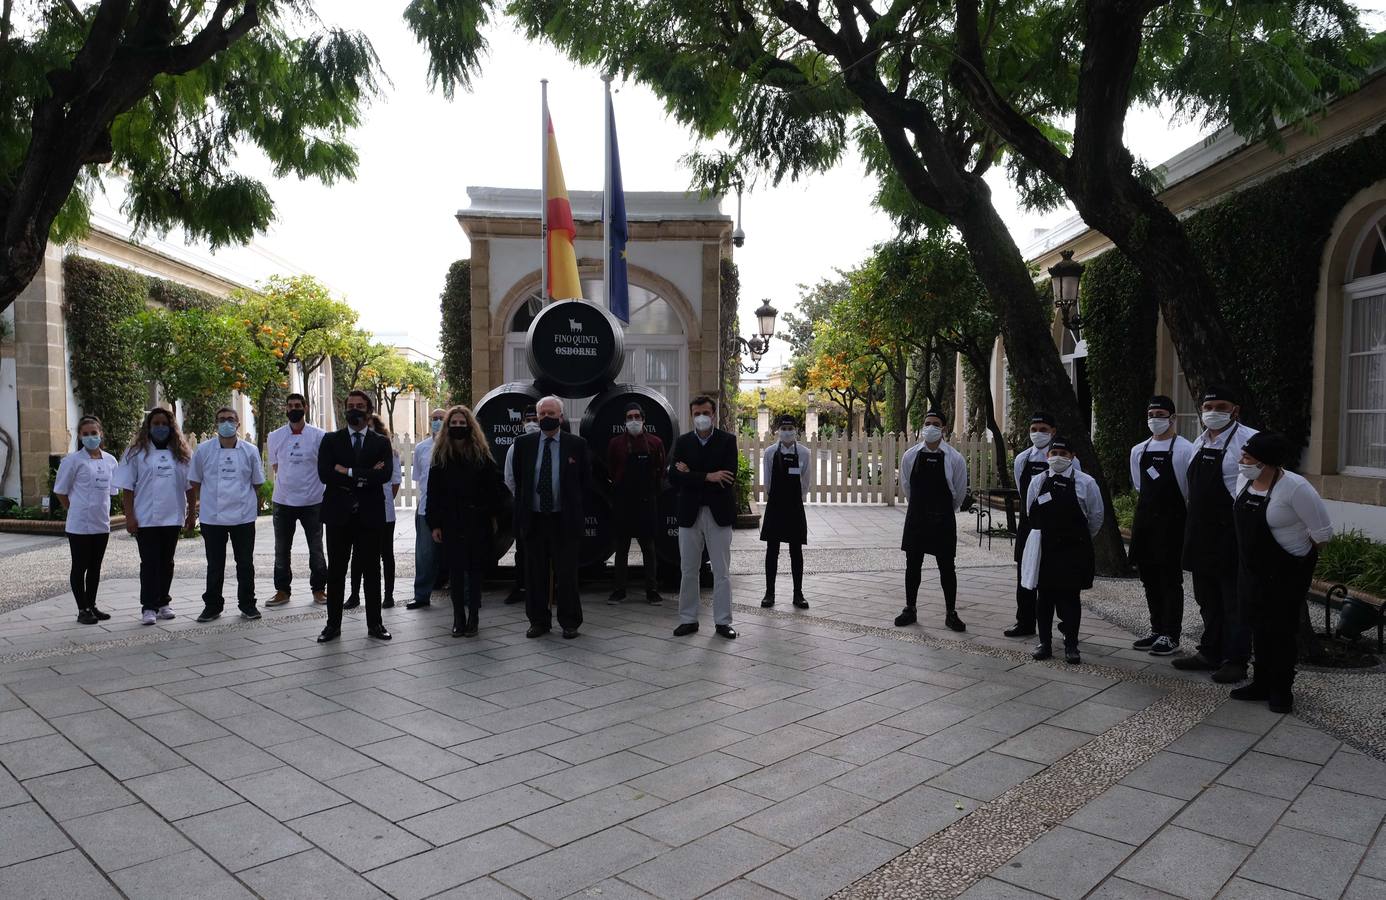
[606,91,630,325]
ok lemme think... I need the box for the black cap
[523,406,537,419]
[1147,395,1176,414]
[776,414,798,428]
[624,402,644,415]
[1031,411,1057,428]
[1201,384,1236,404]
[923,409,946,424]
[1048,435,1073,453]
[1243,432,1295,468]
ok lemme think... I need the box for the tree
[336,329,392,393]
[806,321,887,438]
[780,275,848,358]
[948,0,1383,419]
[0,0,493,315]
[438,259,471,405]
[361,351,437,433]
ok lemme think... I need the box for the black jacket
[509,430,591,535]
[425,456,510,537]
[316,427,394,527]
[667,428,739,528]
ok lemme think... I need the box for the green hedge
[62,257,150,456]
[720,258,741,432]
[1083,125,1386,488]
[438,259,471,406]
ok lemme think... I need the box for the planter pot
[734,513,761,530]
[0,516,126,536]
[1338,596,1383,641]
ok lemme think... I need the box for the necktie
[538,437,555,513]
[352,431,362,463]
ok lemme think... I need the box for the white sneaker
[141,609,157,626]
[156,606,175,620]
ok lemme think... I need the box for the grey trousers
[678,507,734,626]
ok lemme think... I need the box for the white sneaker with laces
[156,606,175,620]
[141,609,157,626]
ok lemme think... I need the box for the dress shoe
[1229,682,1271,702]
[792,595,809,609]
[761,595,775,608]
[945,611,966,632]
[382,597,395,609]
[406,599,430,610]
[76,608,99,625]
[1172,653,1219,671]
[673,622,699,637]
[526,625,550,639]
[343,596,360,610]
[195,608,220,623]
[317,628,340,643]
[312,591,327,605]
[1211,662,1247,684]
[715,624,738,639]
[894,606,917,627]
[504,590,525,605]
[1063,640,1081,664]
[562,629,580,639]
[645,591,664,605]
[1004,624,1036,638]
[607,590,626,606]
[368,627,392,641]
[462,614,478,638]
[451,614,465,638]
[1032,642,1053,661]
[267,591,291,607]
[91,608,111,621]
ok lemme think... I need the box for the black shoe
[343,596,360,610]
[239,607,261,621]
[673,622,699,637]
[368,627,392,641]
[526,625,550,639]
[317,628,340,643]
[562,629,579,640]
[1212,662,1247,684]
[1004,624,1035,638]
[1064,641,1081,664]
[1172,653,1219,671]
[451,614,465,638]
[715,625,738,639]
[945,611,966,632]
[91,608,111,621]
[435,580,449,592]
[761,595,775,608]
[195,608,221,623]
[894,607,917,627]
[1268,694,1294,714]
[462,614,478,638]
[792,595,809,609]
[405,599,430,610]
[1132,633,1160,651]
[1229,682,1271,702]
[1032,643,1053,661]
[1149,636,1179,656]
[607,591,626,606]
[504,590,525,606]
[645,592,664,605]
[382,598,395,609]
[76,608,99,625]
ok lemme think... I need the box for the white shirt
[1234,469,1334,557]
[762,442,813,500]
[413,436,434,516]
[54,449,118,535]
[189,438,265,526]
[115,446,190,528]
[267,423,326,507]
[1025,468,1105,536]
[1129,434,1196,501]
[383,453,402,524]
[1014,444,1082,486]
[1191,421,1260,496]
[900,440,968,511]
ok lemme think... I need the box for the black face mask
[539,416,561,433]
[448,425,469,440]
[286,409,305,423]
[345,408,367,427]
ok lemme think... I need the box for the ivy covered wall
[438,259,471,406]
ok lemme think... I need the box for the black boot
[945,610,966,632]
[462,609,478,637]
[792,593,809,609]
[451,609,465,637]
[1063,639,1081,664]
[761,592,775,608]
[894,605,917,627]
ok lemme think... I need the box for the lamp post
[1048,249,1085,342]
[735,299,779,374]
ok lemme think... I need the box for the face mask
[1238,462,1263,480]
[81,435,102,451]
[693,414,713,433]
[345,408,367,428]
[779,428,797,443]
[539,416,561,433]
[149,425,170,443]
[523,421,541,435]
[448,425,469,440]
[922,425,943,444]
[1147,417,1171,436]
[1030,431,1052,450]
[1201,410,1232,431]
[1048,456,1072,474]
[430,418,443,435]
[286,409,305,424]
[626,420,644,435]
[217,421,238,439]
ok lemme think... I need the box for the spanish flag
[545,112,583,301]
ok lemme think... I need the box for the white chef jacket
[189,438,265,527]
[267,423,326,507]
[1128,434,1196,501]
[1234,469,1334,557]
[54,449,118,535]
[1191,421,1260,496]
[383,453,402,524]
[900,440,968,511]
[115,446,190,528]
[1024,469,1105,537]
[1014,444,1082,486]
[762,442,813,500]
[413,437,434,517]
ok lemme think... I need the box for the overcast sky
[90,3,1386,372]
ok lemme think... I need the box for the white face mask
[1048,456,1072,474]
[922,425,943,444]
[1202,410,1232,431]
[626,420,644,435]
[779,428,796,443]
[1147,417,1171,436]
[693,414,713,433]
[1030,431,1052,450]
[523,421,541,435]
[1238,462,1263,481]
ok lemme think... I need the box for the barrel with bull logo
[472,381,544,467]
[525,299,625,398]
[578,383,680,472]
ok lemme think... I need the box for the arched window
[1341,213,1386,473]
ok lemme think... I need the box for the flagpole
[602,74,613,313]
[540,79,549,308]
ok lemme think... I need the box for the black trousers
[135,526,180,611]
[352,520,396,600]
[765,541,804,597]
[906,549,957,611]
[1138,562,1185,640]
[613,525,658,595]
[1037,586,1081,645]
[201,522,257,613]
[444,530,487,617]
[525,513,582,632]
[326,518,383,632]
[67,532,110,610]
[1191,568,1250,665]
[1249,553,1316,699]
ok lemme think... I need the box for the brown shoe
[266,591,291,607]
[312,591,327,605]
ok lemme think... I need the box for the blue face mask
[430,418,443,435]
[149,425,171,443]
[217,421,238,439]
[81,435,102,451]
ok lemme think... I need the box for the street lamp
[759,387,768,404]
[734,298,779,374]
[1048,249,1085,341]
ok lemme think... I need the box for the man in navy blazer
[667,395,739,639]
[505,395,591,638]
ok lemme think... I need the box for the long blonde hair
[127,407,190,463]
[432,405,493,468]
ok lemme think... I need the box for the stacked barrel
[473,300,681,574]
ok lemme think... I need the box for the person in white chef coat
[116,408,194,626]
[266,392,327,608]
[894,410,968,632]
[187,407,265,624]
[54,415,119,624]
[760,414,812,610]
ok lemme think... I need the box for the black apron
[1182,423,1241,574]
[1233,474,1315,624]
[1030,473,1095,592]
[1130,438,1187,568]
[761,445,808,544]
[614,437,661,536]
[1014,454,1050,563]
[901,449,956,558]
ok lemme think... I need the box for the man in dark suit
[504,395,591,639]
[668,395,739,639]
[316,390,394,643]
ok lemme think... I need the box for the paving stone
[729,751,857,803]
[0,733,91,779]
[179,734,283,780]
[0,802,72,867]
[544,721,668,764]
[227,765,350,821]
[881,700,977,736]
[1172,784,1290,846]
[1120,751,1228,801]
[428,750,570,801]
[133,708,231,746]
[332,687,427,719]
[826,750,950,802]
[302,709,406,748]
[1345,875,1386,900]
[239,848,389,899]
[1046,701,1136,735]
[1065,784,1187,846]
[1254,721,1341,764]
[739,784,877,846]
[511,784,666,846]
[109,847,254,899]
[995,825,1133,898]
[1202,700,1285,735]
[1237,825,1366,900]
[1281,784,1386,844]
[0,849,119,899]
[902,723,1008,765]
[288,803,431,871]
[0,764,25,808]
[1217,751,1320,801]
[385,709,489,747]
[717,699,818,735]
[1116,825,1249,899]
[1017,679,1103,711]
[439,878,531,899]
[629,722,749,764]
[66,802,192,871]
[252,687,349,720]
[1095,682,1170,710]
[626,783,773,845]
[964,701,1057,738]
[493,825,665,900]
[125,765,244,820]
[852,783,975,847]
[1213,878,1318,899]
[926,751,1045,802]
[23,765,135,821]
[746,825,901,899]
[993,723,1092,764]
[1314,748,1386,800]
[723,723,836,766]
[1085,876,1185,898]
[698,880,798,900]
[956,877,1052,899]
[626,751,761,802]
[621,825,788,900]
[452,722,578,764]
[269,734,377,781]
[17,686,107,718]
[401,783,560,844]
[1361,830,1386,880]
[47,708,173,779]
[527,750,664,801]
[1164,724,1261,764]
[177,802,312,872]
[0,708,55,743]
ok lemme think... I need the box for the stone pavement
[0,507,1383,899]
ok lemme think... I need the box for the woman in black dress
[761,415,812,609]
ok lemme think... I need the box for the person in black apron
[1025,436,1102,663]
[505,407,540,606]
[761,415,811,609]
[1129,396,1195,657]
[1174,385,1259,683]
[608,402,667,605]
[1229,433,1332,713]
[896,410,968,632]
[1006,412,1082,639]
